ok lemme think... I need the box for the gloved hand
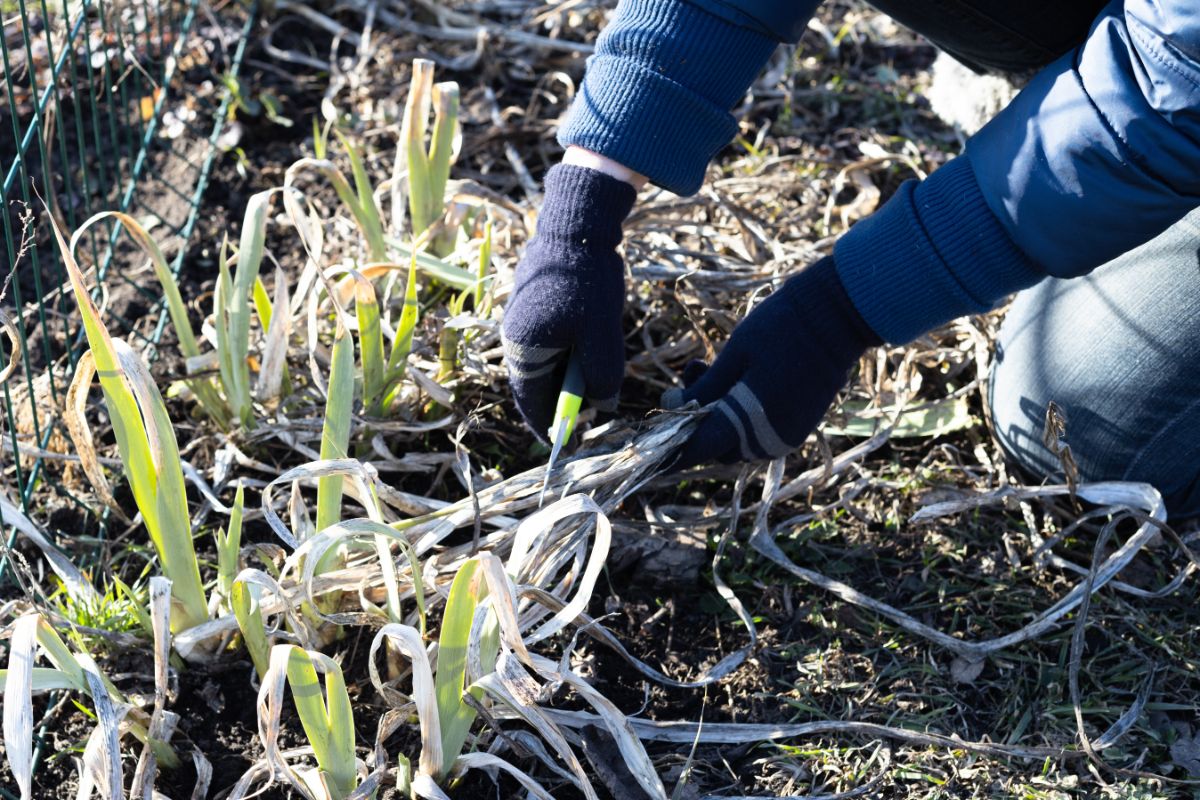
[663,256,882,470]
[502,164,637,440]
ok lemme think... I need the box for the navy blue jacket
[559,0,1200,343]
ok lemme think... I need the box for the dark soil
[161,658,270,799]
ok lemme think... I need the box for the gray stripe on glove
[728,382,792,456]
[503,338,566,379]
[715,400,756,462]
[589,394,619,413]
[502,339,566,364]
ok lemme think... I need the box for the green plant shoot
[434,558,499,776]
[232,577,270,680]
[69,212,230,429]
[316,321,354,533]
[275,645,358,799]
[51,213,209,632]
[215,484,245,606]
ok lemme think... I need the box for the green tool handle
[549,351,585,445]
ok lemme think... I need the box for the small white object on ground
[926,51,1021,136]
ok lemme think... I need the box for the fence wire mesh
[0,0,256,784]
[0,0,254,589]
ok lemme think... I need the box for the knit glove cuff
[834,155,1042,344]
[558,0,778,196]
[536,163,637,249]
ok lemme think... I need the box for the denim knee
[986,212,1200,519]
[989,358,1200,518]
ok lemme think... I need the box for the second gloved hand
[502,164,638,439]
[663,256,882,470]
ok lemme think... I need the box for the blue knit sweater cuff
[833,156,1045,344]
[558,0,778,196]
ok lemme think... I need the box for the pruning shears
[538,351,585,507]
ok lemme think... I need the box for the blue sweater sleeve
[559,0,815,195]
[836,0,1200,343]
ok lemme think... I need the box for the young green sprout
[338,254,425,417]
[68,212,231,429]
[380,254,422,413]
[68,195,281,431]
[215,486,275,678]
[50,211,210,633]
[232,577,272,680]
[317,320,355,534]
[215,484,246,608]
[435,290,470,386]
[217,190,273,428]
[434,223,494,390]
[403,58,461,258]
[369,557,500,798]
[352,271,387,414]
[259,644,359,800]
[310,119,388,262]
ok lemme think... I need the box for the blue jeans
[864,0,1200,517]
[989,212,1200,518]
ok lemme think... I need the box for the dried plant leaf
[518,708,1066,760]
[79,669,126,800]
[0,309,20,387]
[3,614,38,800]
[369,624,443,778]
[63,351,120,514]
[190,751,213,800]
[452,753,553,800]
[474,673,599,800]
[130,577,174,797]
[256,266,292,403]
[763,481,1168,659]
[826,395,974,439]
[557,669,667,800]
[507,495,610,646]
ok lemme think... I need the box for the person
[500,0,1200,518]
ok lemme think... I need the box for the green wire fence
[0,0,256,782]
[0,0,255,598]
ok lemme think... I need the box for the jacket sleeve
[558,0,817,195]
[835,0,1200,344]
[684,0,817,42]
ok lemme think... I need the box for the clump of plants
[1,58,685,800]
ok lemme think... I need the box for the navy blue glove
[502,165,637,440]
[663,257,882,469]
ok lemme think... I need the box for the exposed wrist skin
[562,147,647,190]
